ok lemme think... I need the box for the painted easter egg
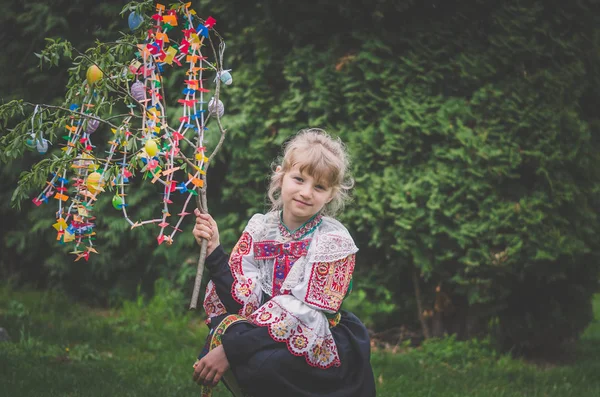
[219,70,232,85]
[131,81,146,101]
[144,139,158,157]
[86,119,100,134]
[128,12,144,30]
[86,65,103,85]
[36,139,49,154]
[112,194,124,210]
[208,97,225,118]
[86,172,104,194]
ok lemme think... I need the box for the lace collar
[278,211,323,241]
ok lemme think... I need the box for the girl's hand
[192,209,220,256]
[192,345,230,387]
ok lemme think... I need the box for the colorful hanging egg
[128,12,144,31]
[86,119,100,134]
[86,65,103,85]
[112,194,124,210]
[219,70,233,85]
[86,171,104,194]
[26,134,36,148]
[208,97,225,118]
[131,81,146,101]
[144,139,158,157]
[36,139,49,154]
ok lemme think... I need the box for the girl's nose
[300,184,312,198]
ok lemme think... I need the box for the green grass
[1,285,599,396]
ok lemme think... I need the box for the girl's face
[279,163,333,230]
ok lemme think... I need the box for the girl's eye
[293,176,303,182]
[315,185,327,191]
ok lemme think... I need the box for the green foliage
[115,278,194,336]
[1,0,600,354]
[411,335,498,371]
[187,0,600,350]
[0,1,204,304]
[342,287,397,329]
[67,343,103,361]
[6,300,29,319]
[2,287,600,396]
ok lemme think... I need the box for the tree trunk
[412,268,431,339]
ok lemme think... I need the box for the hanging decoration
[26,1,232,277]
[128,11,144,30]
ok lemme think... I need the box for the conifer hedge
[1,0,599,351]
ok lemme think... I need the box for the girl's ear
[276,165,282,173]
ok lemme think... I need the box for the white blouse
[203,211,358,368]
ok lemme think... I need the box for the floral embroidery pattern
[305,255,355,312]
[254,239,310,297]
[249,299,341,368]
[203,280,226,321]
[229,232,261,316]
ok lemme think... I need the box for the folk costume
[199,211,376,397]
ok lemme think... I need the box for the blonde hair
[268,128,354,216]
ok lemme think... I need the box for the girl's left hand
[192,345,230,387]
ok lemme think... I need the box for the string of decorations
[27,1,230,268]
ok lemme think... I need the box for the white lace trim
[249,295,341,368]
[257,258,274,297]
[280,255,308,293]
[306,232,358,263]
[245,212,277,240]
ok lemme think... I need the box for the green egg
[112,194,124,210]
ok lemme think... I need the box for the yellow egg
[86,65,103,85]
[86,172,104,194]
[144,139,159,157]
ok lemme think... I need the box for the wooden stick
[188,33,227,310]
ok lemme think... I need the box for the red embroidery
[203,280,226,320]
[305,255,355,312]
[254,239,310,297]
[229,232,260,316]
[249,299,341,368]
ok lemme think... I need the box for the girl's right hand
[192,209,220,257]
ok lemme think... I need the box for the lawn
[1,283,599,396]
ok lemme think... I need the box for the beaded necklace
[279,211,323,241]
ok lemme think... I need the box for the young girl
[192,128,376,396]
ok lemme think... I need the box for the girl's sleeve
[203,214,265,322]
[203,245,242,315]
[291,253,356,314]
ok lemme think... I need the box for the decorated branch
[0,0,231,309]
